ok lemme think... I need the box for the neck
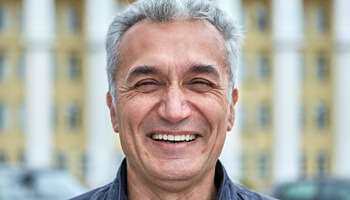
[126,164,218,200]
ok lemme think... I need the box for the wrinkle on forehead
[115,18,229,91]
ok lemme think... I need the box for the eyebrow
[188,64,220,78]
[126,65,161,83]
[126,64,220,83]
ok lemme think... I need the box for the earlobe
[227,88,239,131]
[107,92,119,133]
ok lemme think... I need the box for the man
[71,0,275,199]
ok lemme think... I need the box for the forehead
[117,19,227,76]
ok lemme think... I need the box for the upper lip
[147,131,201,137]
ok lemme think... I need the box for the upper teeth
[152,134,196,142]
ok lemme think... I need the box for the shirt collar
[108,158,236,200]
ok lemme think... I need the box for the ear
[107,92,119,133]
[227,88,238,131]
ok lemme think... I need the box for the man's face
[107,19,238,186]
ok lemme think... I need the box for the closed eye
[134,79,161,93]
[186,78,214,93]
[192,80,212,85]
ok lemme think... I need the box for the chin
[150,158,205,182]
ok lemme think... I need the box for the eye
[134,79,161,93]
[187,78,214,93]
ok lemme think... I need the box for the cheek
[118,95,159,129]
[187,98,229,147]
[192,95,230,124]
[116,96,157,156]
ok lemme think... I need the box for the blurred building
[0,0,349,194]
[237,0,350,193]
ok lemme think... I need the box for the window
[17,52,25,81]
[57,152,67,169]
[0,102,9,131]
[315,102,328,129]
[0,52,8,81]
[257,153,268,178]
[67,6,80,33]
[315,53,329,81]
[316,152,327,177]
[0,151,6,164]
[315,6,327,33]
[17,102,26,131]
[67,54,81,81]
[257,103,270,128]
[256,4,267,32]
[0,5,8,32]
[256,53,270,80]
[81,153,88,177]
[17,5,24,32]
[67,102,81,130]
[300,153,306,178]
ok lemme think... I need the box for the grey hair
[106,0,242,103]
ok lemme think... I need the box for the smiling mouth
[151,134,197,142]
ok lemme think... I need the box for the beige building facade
[0,0,349,193]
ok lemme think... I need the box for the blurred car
[0,166,88,200]
[271,178,350,200]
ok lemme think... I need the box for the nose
[157,86,192,123]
